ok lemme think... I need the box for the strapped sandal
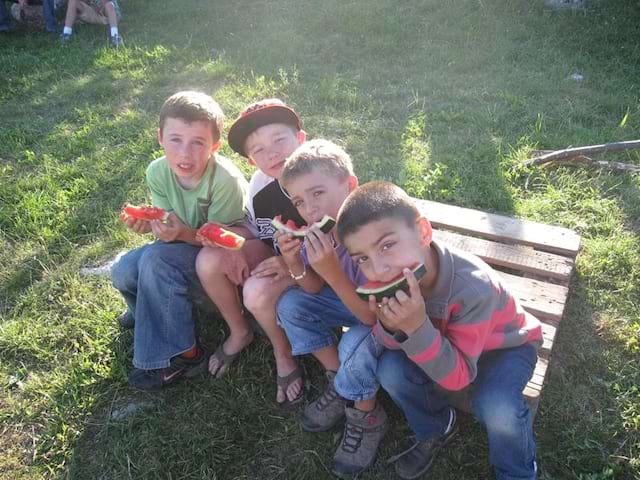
[277,364,305,410]
[208,343,241,378]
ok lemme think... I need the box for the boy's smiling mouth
[177,163,194,171]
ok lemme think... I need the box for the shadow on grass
[535,272,639,478]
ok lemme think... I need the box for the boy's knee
[196,247,224,281]
[111,256,135,291]
[378,351,411,392]
[242,276,274,314]
[474,391,529,434]
[338,325,374,363]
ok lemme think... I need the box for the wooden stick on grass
[524,140,640,169]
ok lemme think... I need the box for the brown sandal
[277,365,305,410]
[208,343,241,378]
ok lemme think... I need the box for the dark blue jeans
[111,242,205,370]
[337,325,538,480]
[0,1,10,29]
[42,0,56,32]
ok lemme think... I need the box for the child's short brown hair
[281,139,354,189]
[159,91,225,141]
[337,181,420,243]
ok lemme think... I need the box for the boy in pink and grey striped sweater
[335,181,541,480]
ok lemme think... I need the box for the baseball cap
[227,99,302,157]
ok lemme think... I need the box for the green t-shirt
[146,154,248,229]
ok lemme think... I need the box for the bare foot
[208,330,254,377]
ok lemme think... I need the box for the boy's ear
[211,141,221,154]
[347,175,359,192]
[296,129,307,145]
[416,216,433,246]
[157,128,164,146]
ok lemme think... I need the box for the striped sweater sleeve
[396,286,500,391]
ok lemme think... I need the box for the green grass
[1,0,639,478]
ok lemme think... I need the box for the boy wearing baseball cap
[196,99,307,407]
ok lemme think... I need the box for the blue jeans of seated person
[111,241,207,370]
[276,285,362,356]
[336,325,538,480]
[0,1,10,29]
[43,0,57,32]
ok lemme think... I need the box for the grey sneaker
[332,403,388,477]
[117,310,134,329]
[390,408,457,480]
[110,33,124,48]
[59,32,72,44]
[301,370,347,432]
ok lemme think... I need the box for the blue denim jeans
[336,325,538,480]
[0,1,9,29]
[111,241,205,370]
[43,0,57,32]
[276,285,362,356]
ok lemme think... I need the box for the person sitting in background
[60,0,122,47]
[10,0,57,33]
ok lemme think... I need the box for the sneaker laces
[340,421,364,453]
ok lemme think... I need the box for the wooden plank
[433,229,574,282]
[498,272,569,324]
[416,199,581,257]
[539,322,556,357]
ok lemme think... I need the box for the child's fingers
[304,230,320,252]
[394,289,410,304]
[368,295,379,313]
[384,296,402,317]
[405,267,421,298]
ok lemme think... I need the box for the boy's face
[244,123,305,179]
[344,216,431,283]
[158,117,220,188]
[286,168,358,225]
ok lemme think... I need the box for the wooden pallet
[415,199,581,415]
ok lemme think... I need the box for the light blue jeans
[276,285,373,398]
[337,325,538,480]
[111,241,206,370]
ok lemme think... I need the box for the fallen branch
[524,140,640,167]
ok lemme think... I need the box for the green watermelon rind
[271,214,336,238]
[356,264,427,302]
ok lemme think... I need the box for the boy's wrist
[288,263,306,280]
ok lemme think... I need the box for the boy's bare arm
[305,228,376,324]
[325,272,376,325]
[274,230,324,292]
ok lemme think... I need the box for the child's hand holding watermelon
[371,267,427,336]
[304,226,342,284]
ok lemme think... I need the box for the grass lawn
[1,0,639,478]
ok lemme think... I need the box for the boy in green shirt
[111,91,248,389]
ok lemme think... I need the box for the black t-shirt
[246,170,306,251]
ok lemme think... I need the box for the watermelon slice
[197,223,246,250]
[356,264,427,302]
[122,204,169,222]
[271,214,336,238]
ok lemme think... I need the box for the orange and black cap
[227,99,302,157]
